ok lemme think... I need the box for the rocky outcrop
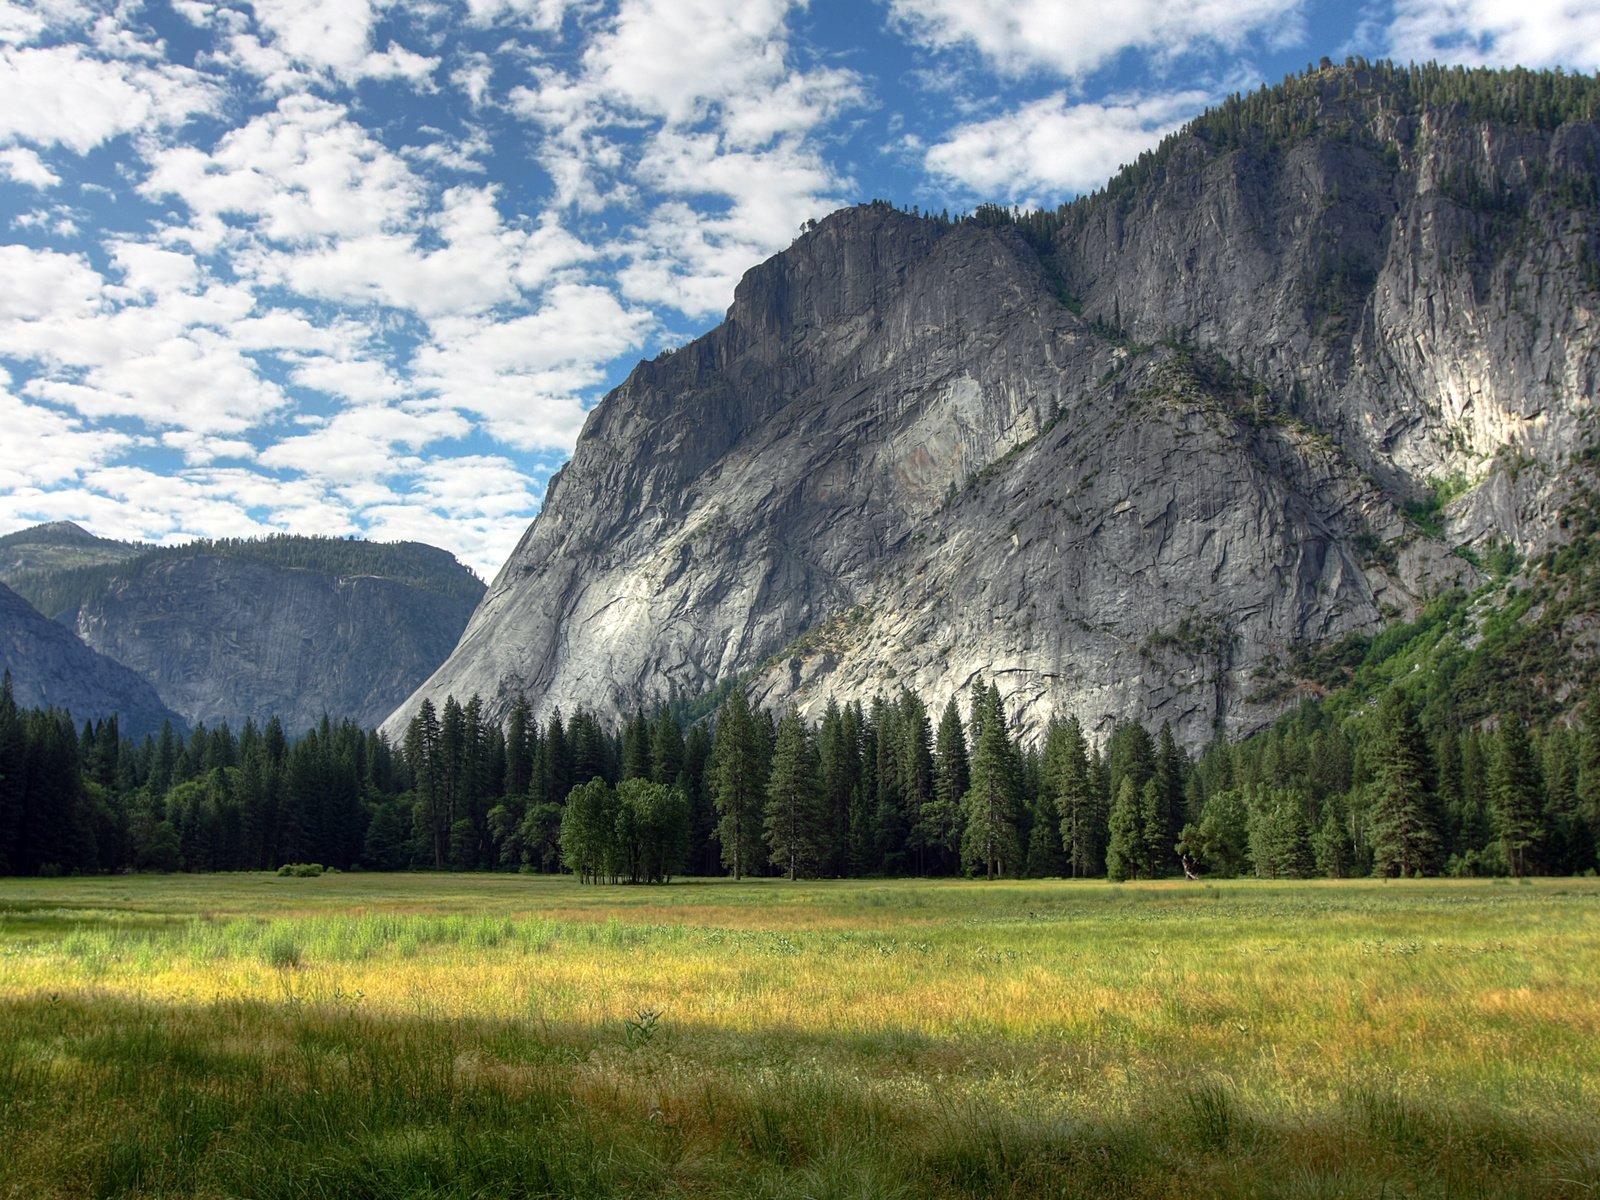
[67,550,482,732]
[386,65,1599,748]
[4,531,485,733]
[0,582,179,737]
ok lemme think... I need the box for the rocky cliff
[9,534,484,732]
[0,582,179,737]
[386,63,1600,747]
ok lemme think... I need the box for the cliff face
[66,552,482,732]
[0,582,179,737]
[4,532,485,733]
[386,66,1600,747]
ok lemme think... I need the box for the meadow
[1,873,1597,1198]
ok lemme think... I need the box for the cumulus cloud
[140,94,423,246]
[0,145,60,186]
[887,0,1304,79]
[0,43,218,153]
[924,89,1210,201]
[506,0,860,314]
[1389,0,1600,70]
[241,0,440,87]
[413,282,652,447]
[0,382,137,491]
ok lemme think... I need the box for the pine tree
[1047,715,1099,877]
[650,705,685,787]
[898,691,936,875]
[1577,690,1600,872]
[505,695,533,798]
[961,687,1019,879]
[928,696,969,874]
[817,699,859,876]
[1106,776,1142,882]
[710,689,767,879]
[764,712,824,880]
[1491,714,1542,877]
[1369,690,1439,877]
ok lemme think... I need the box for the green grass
[2,873,1598,1197]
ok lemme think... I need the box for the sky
[2,0,1599,580]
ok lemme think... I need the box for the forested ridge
[8,533,484,622]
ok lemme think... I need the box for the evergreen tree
[818,699,860,876]
[1178,788,1250,877]
[1491,714,1542,877]
[505,695,534,799]
[650,705,685,788]
[1047,715,1099,877]
[1369,690,1439,877]
[0,674,21,874]
[898,691,936,874]
[961,686,1020,879]
[1106,776,1142,882]
[622,709,652,781]
[1139,776,1170,878]
[710,689,767,879]
[1579,690,1600,872]
[930,697,970,873]
[765,712,825,880]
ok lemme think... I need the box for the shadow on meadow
[1,988,1595,1200]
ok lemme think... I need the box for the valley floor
[1,873,1597,1197]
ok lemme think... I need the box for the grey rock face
[386,70,1598,748]
[69,554,481,732]
[0,582,179,737]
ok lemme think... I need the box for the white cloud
[288,356,406,404]
[450,49,493,105]
[161,430,257,464]
[584,0,795,123]
[141,94,423,246]
[0,385,136,490]
[259,404,470,480]
[0,0,92,47]
[924,90,1210,201]
[0,43,218,154]
[1389,0,1600,70]
[413,282,651,447]
[0,145,60,187]
[109,241,201,297]
[269,184,534,317]
[26,328,286,434]
[244,0,440,86]
[462,0,587,28]
[887,0,1304,79]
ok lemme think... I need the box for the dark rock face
[386,68,1598,747]
[69,554,482,733]
[0,582,179,738]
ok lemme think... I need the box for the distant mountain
[386,62,1600,747]
[0,522,144,591]
[0,581,180,738]
[6,532,485,732]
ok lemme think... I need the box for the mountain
[0,581,180,738]
[9,534,485,733]
[386,63,1600,748]
[0,522,144,588]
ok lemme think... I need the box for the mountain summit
[387,63,1600,747]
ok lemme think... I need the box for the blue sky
[2,0,1597,579]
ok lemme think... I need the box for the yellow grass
[2,872,1598,1197]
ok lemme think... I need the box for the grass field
[1,872,1597,1198]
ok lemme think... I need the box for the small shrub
[276,863,325,877]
